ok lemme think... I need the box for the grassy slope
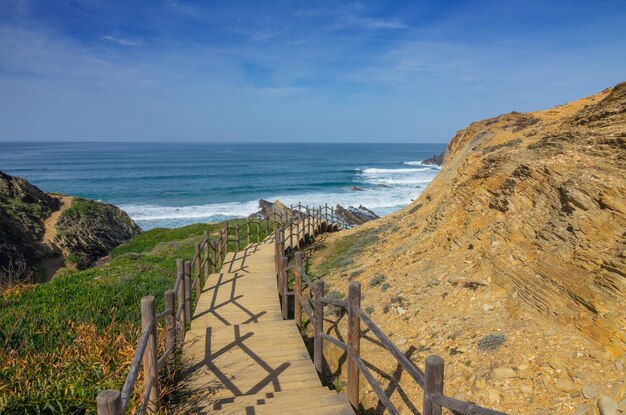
[0,219,255,414]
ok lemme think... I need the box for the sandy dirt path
[40,196,73,281]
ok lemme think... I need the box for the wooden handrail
[97,206,343,414]
[273,207,509,415]
[354,304,425,388]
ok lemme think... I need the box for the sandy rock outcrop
[311,82,626,414]
[0,172,141,283]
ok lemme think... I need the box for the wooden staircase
[176,239,354,414]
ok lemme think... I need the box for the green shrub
[369,274,385,287]
[348,269,362,280]
[477,333,506,351]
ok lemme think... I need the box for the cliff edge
[0,172,141,283]
[401,82,625,356]
[311,82,625,414]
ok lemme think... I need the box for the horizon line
[0,140,450,145]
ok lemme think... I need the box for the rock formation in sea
[335,204,379,226]
[0,171,141,283]
[310,82,626,414]
[249,199,379,227]
[421,151,445,166]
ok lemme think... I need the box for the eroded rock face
[310,83,626,414]
[0,172,60,281]
[0,172,141,282]
[335,204,379,226]
[55,198,141,269]
[364,82,626,356]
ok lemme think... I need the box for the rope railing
[96,203,343,415]
[275,215,509,415]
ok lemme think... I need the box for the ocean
[0,142,445,230]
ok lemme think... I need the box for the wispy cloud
[100,35,143,47]
[164,0,201,18]
[328,15,408,31]
[258,86,311,97]
[227,26,276,43]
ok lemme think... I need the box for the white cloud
[164,0,201,18]
[258,86,311,97]
[328,15,408,31]
[100,35,143,47]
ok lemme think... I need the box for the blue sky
[0,1,625,143]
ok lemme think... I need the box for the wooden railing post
[313,279,324,380]
[164,289,176,373]
[184,261,192,325]
[274,223,280,273]
[281,256,288,320]
[195,243,202,301]
[176,259,186,338]
[294,252,303,327]
[280,226,286,253]
[423,355,445,415]
[141,296,158,414]
[257,220,261,242]
[306,206,311,236]
[225,223,229,252]
[347,282,361,409]
[203,231,209,277]
[97,390,122,415]
[289,218,294,249]
[236,224,241,251]
[212,240,218,273]
[246,218,251,245]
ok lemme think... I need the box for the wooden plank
[177,238,354,415]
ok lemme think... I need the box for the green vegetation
[477,333,507,351]
[0,218,259,414]
[60,197,104,220]
[111,223,210,257]
[312,226,387,277]
[348,269,362,279]
[369,274,385,287]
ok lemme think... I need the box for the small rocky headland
[0,171,141,285]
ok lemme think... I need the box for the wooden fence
[274,221,510,415]
[95,204,346,415]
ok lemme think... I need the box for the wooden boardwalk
[176,233,354,414]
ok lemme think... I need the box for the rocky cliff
[311,83,625,414]
[0,172,141,284]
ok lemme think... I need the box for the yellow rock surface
[310,82,626,414]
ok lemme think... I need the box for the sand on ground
[39,196,73,281]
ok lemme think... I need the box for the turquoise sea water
[0,142,445,230]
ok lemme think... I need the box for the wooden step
[216,387,353,415]
[176,239,353,414]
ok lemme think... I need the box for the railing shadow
[319,313,423,414]
[179,325,292,413]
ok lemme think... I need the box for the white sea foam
[361,167,426,174]
[403,160,441,169]
[125,163,440,229]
